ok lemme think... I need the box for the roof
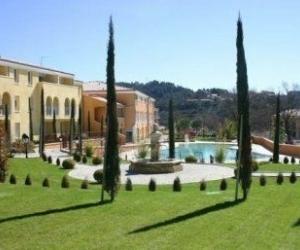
[0,58,74,78]
[85,95,124,107]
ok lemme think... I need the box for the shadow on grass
[129,199,242,234]
[292,218,300,227]
[0,200,111,224]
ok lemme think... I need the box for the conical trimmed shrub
[81,179,88,189]
[9,174,16,184]
[173,177,181,192]
[148,178,156,192]
[25,174,32,186]
[290,172,297,184]
[42,152,47,161]
[61,175,70,188]
[125,178,133,191]
[220,178,227,191]
[56,158,60,166]
[200,179,207,191]
[277,173,284,185]
[42,178,50,187]
[259,175,266,186]
[47,156,52,164]
[291,156,296,164]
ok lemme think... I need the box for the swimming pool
[160,142,270,163]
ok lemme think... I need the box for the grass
[258,162,300,172]
[0,158,299,249]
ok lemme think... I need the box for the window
[14,96,20,112]
[15,123,20,139]
[14,69,19,83]
[65,98,70,116]
[46,97,52,116]
[28,72,32,85]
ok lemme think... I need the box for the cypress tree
[168,98,175,159]
[236,15,252,200]
[101,17,120,202]
[4,104,9,148]
[100,115,104,138]
[52,110,57,139]
[273,94,280,163]
[78,103,83,154]
[88,111,91,137]
[28,98,33,141]
[69,99,75,154]
[39,88,45,156]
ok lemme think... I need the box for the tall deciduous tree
[78,103,83,154]
[273,94,280,163]
[28,98,33,141]
[69,99,75,154]
[168,98,175,159]
[101,17,120,202]
[236,16,252,200]
[39,88,45,156]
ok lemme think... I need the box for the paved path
[69,163,234,184]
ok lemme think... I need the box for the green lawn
[0,158,299,249]
[258,162,300,172]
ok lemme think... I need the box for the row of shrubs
[8,174,89,189]
[73,152,102,165]
[270,156,300,165]
[259,172,297,186]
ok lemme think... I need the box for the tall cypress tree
[78,103,83,154]
[236,15,252,200]
[69,99,75,154]
[88,111,91,137]
[273,94,280,163]
[39,88,45,156]
[168,98,175,159]
[100,115,104,138]
[4,104,10,151]
[101,17,120,202]
[52,111,57,139]
[28,98,33,141]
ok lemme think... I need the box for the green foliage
[259,175,266,186]
[81,179,89,189]
[42,152,47,161]
[176,118,190,133]
[185,155,197,163]
[290,172,297,184]
[73,152,81,162]
[93,169,103,184]
[56,158,60,166]
[39,88,45,156]
[92,157,102,165]
[9,174,16,184]
[273,94,280,163]
[148,178,156,192]
[42,177,50,187]
[277,173,284,185]
[199,179,207,191]
[169,98,175,159]
[85,144,93,158]
[82,155,87,164]
[137,145,148,159]
[0,129,8,183]
[125,178,133,191]
[251,160,259,172]
[173,177,182,192]
[218,119,237,140]
[214,147,225,163]
[61,175,70,188]
[283,157,289,164]
[62,159,75,169]
[291,156,295,164]
[220,178,227,191]
[47,156,52,164]
[25,174,32,186]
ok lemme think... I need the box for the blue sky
[1,0,300,91]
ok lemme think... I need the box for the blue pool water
[160,143,270,163]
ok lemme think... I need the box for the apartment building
[0,58,82,142]
[83,81,156,143]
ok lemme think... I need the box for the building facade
[0,58,82,142]
[83,81,156,143]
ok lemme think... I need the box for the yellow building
[0,58,82,142]
[83,81,156,143]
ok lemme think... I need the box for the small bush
[9,174,17,184]
[291,156,296,164]
[93,169,103,184]
[42,152,47,161]
[220,178,227,191]
[125,178,133,191]
[269,157,273,162]
[82,155,87,164]
[138,145,148,159]
[25,174,32,186]
[73,152,81,162]
[61,175,70,188]
[42,178,50,187]
[85,144,93,158]
[200,179,207,191]
[173,177,182,192]
[92,157,102,165]
[81,179,89,189]
[259,175,266,186]
[277,173,284,185]
[62,159,75,169]
[215,147,225,163]
[283,157,289,164]
[185,155,197,163]
[47,156,52,164]
[290,172,297,184]
[148,178,156,192]
[56,158,60,166]
[251,160,259,172]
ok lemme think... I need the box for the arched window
[46,97,52,116]
[2,92,11,114]
[53,97,59,115]
[65,98,70,116]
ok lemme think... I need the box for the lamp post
[22,133,29,158]
[58,135,63,151]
